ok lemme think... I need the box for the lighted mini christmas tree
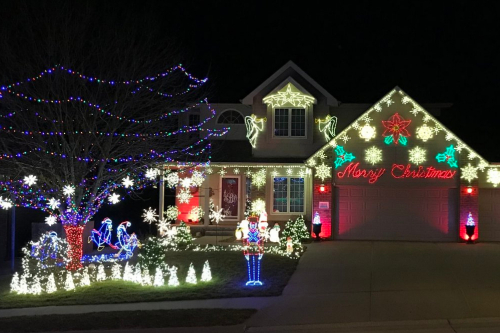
[111,263,122,280]
[123,262,134,282]
[19,273,28,294]
[168,266,180,287]
[30,276,43,295]
[175,221,193,247]
[153,267,164,287]
[45,273,57,294]
[96,263,106,282]
[133,264,142,284]
[64,272,75,291]
[466,212,475,226]
[10,272,19,293]
[185,262,197,284]
[200,260,212,282]
[142,268,152,286]
[280,215,310,248]
[80,267,91,287]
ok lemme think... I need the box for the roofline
[242,60,338,106]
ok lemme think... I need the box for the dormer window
[274,108,305,137]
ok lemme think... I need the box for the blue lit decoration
[334,145,356,168]
[0,63,229,269]
[30,231,67,268]
[89,218,117,251]
[114,221,140,258]
[243,216,264,286]
[436,145,458,168]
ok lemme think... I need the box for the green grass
[0,309,257,332]
[0,251,299,309]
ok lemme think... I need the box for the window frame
[219,175,241,221]
[217,109,245,124]
[272,176,305,214]
[272,107,307,138]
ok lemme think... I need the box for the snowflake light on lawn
[365,146,382,165]
[48,198,60,210]
[108,193,120,204]
[145,168,158,180]
[62,185,75,197]
[177,188,193,204]
[23,175,37,186]
[166,172,180,188]
[461,163,478,183]
[315,163,331,181]
[142,207,158,224]
[409,146,426,165]
[190,171,205,187]
[122,176,134,188]
[45,215,57,226]
[487,168,500,187]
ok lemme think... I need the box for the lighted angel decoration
[315,115,338,141]
[245,114,266,148]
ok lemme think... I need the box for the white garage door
[479,189,500,241]
[336,186,457,241]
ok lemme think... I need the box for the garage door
[336,186,458,241]
[479,189,500,241]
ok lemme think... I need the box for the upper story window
[274,108,305,137]
[217,110,244,124]
[273,176,304,213]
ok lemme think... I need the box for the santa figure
[286,237,294,254]
[269,223,280,243]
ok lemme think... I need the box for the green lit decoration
[436,145,458,168]
[334,145,355,168]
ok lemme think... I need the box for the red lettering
[337,162,386,184]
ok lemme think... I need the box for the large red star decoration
[382,113,411,145]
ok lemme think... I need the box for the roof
[241,60,338,106]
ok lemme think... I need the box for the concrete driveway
[247,240,500,327]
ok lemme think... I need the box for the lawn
[0,250,299,309]
[0,309,257,332]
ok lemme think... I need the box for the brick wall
[459,154,479,242]
[312,176,332,239]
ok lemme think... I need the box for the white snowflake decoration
[409,108,420,116]
[48,198,60,210]
[433,125,442,135]
[329,140,337,148]
[190,171,205,187]
[445,133,454,141]
[0,197,13,210]
[409,146,427,165]
[317,151,327,160]
[177,188,193,204]
[166,172,179,188]
[165,205,180,221]
[218,168,227,177]
[351,122,360,130]
[478,160,489,172]
[416,124,434,142]
[487,168,500,187]
[384,98,394,106]
[307,159,316,167]
[423,115,432,123]
[245,169,252,177]
[233,168,240,175]
[359,124,376,141]
[461,163,478,183]
[157,218,171,235]
[122,176,134,188]
[180,178,191,188]
[190,206,204,221]
[23,175,37,186]
[251,169,266,189]
[361,115,372,123]
[205,167,213,175]
[339,134,350,143]
[286,168,293,175]
[455,143,465,153]
[401,96,411,104]
[209,205,224,224]
[298,169,306,178]
[468,151,477,160]
[145,168,158,180]
[374,104,382,112]
[271,169,279,178]
[315,163,331,181]
[45,215,57,226]
[63,185,75,197]
[365,146,382,165]
[142,207,158,224]
[108,193,120,204]
[251,198,266,215]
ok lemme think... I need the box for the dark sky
[155,1,500,160]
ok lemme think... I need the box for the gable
[306,87,489,186]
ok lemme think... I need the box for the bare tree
[0,2,224,269]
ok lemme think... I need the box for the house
[166,61,500,242]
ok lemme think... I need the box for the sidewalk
[4,240,500,332]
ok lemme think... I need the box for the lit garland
[365,146,383,165]
[315,115,338,141]
[263,83,315,109]
[245,115,266,148]
[408,146,427,165]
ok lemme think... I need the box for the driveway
[246,240,500,327]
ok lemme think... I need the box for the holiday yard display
[269,223,281,243]
[279,215,310,252]
[465,212,476,244]
[243,216,265,286]
[312,211,322,240]
[89,218,140,258]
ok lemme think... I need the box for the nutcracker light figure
[243,216,264,286]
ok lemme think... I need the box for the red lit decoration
[382,113,411,145]
[319,185,325,192]
[316,184,330,193]
[63,225,85,270]
[466,187,473,194]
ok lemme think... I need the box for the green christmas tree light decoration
[175,221,193,248]
[334,145,356,168]
[436,145,458,168]
[185,262,197,284]
[279,215,310,251]
[201,260,212,282]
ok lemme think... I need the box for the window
[217,110,244,124]
[274,108,305,137]
[273,177,304,213]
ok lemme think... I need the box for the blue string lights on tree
[0,64,227,270]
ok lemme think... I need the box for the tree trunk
[63,224,85,270]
